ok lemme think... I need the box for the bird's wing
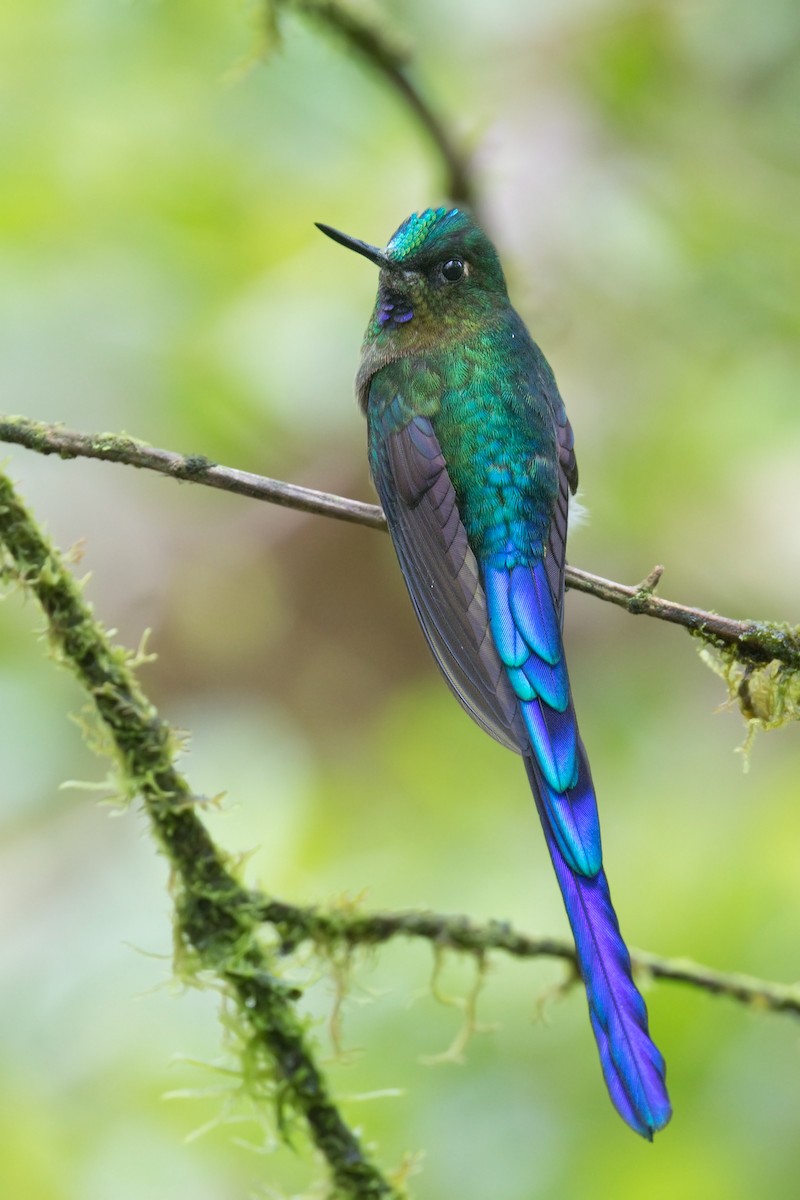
[369,409,525,753]
[543,406,578,617]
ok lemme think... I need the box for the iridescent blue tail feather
[528,755,672,1138]
[488,551,670,1137]
[485,555,601,876]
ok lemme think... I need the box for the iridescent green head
[316,208,509,339]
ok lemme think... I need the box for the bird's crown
[385,207,466,263]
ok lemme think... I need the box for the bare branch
[0,415,386,529]
[564,566,800,671]
[279,1,475,207]
[3,414,798,672]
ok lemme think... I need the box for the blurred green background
[1,1,799,1196]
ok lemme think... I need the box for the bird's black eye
[441,258,464,282]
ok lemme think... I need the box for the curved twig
[283,1,475,207]
[2,414,798,671]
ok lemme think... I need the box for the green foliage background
[1,1,799,1196]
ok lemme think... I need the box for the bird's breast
[432,363,559,564]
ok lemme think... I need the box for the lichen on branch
[0,467,401,1200]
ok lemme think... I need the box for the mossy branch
[0,467,400,1200]
[261,900,800,1018]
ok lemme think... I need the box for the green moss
[0,468,400,1200]
[699,640,800,764]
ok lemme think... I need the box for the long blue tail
[486,553,671,1137]
[525,754,671,1138]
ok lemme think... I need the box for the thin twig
[2,414,798,671]
[285,1,474,207]
[0,415,386,529]
[262,901,800,1018]
[564,566,800,669]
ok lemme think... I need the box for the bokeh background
[1,1,799,1196]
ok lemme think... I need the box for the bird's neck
[356,310,503,412]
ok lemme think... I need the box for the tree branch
[262,900,800,1018]
[2,413,798,673]
[0,466,400,1200]
[273,1,475,207]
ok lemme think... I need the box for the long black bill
[315,222,390,269]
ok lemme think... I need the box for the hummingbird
[317,207,671,1139]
